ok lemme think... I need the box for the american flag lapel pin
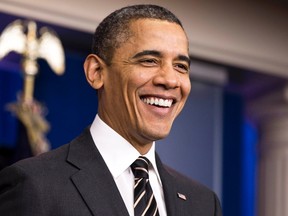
[177,192,187,200]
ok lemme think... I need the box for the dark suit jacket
[0,128,222,216]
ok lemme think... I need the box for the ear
[83,54,105,90]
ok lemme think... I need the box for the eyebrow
[178,55,191,66]
[132,50,191,66]
[132,50,162,59]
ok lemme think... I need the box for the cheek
[131,66,150,80]
[127,70,151,90]
[181,77,191,97]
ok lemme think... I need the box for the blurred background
[0,0,288,215]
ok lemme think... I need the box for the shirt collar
[90,114,162,184]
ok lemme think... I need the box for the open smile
[141,96,175,108]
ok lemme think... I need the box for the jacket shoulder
[163,165,222,216]
[164,165,211,192]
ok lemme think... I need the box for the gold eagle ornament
[0,20,65,155]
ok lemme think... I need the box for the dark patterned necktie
[131,156,160,216]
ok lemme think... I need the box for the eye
[174,63,189,73]
[138,58,158,66]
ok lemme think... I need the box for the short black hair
[92,4,184,65]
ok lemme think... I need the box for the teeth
[142,97,173,107]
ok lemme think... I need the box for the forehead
[129,19,188,42]
[120,19,189,56]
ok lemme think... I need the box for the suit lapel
[67,129,129,216]
[156,154,184,216]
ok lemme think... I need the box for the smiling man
[0,4,222,216]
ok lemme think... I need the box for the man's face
[98,19,191,153]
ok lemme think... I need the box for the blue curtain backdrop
[222,92,257,216]
[0,59,22,147]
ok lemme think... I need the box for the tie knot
[131,156,150,179]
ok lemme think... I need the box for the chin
[147,129,171,141]
[138,121,173,141]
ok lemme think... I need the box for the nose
[152,65,180,89]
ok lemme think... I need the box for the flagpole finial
[0,19,65,155]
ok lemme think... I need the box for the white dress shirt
[90,115,167,216]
